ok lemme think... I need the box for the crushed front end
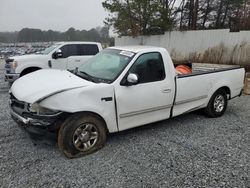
[9,93,65,136]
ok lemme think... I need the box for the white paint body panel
[11,69,93,103]
[115,80,174,131]
[173,68,245,117]
[113,48,176,131]
[39,85,118,133]
[10,46,245,133]
[14,54,50,73]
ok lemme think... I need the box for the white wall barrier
[115,29,250,65]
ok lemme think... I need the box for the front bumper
[4,73,20,82]
[10,108,63,136]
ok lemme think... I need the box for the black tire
[205,89,228,118]
[58,112,107,158]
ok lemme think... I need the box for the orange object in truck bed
[176,65,192,74]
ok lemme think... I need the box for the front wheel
[205,89,228,118]
[58,113,107,158]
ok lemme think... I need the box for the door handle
[162,89,171,93]
[75,60,81,62]
[48,60,52,68]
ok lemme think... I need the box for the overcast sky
[0,0,108,32]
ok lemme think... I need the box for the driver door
[51,45,74,70]
[115,52,175,131]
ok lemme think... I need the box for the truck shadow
[108,110,205,140]
[26,110,205,148]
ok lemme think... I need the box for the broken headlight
[29,103,60,115]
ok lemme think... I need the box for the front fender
[16,62,49,74]
[39,84,118,133]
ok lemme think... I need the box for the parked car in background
[9,46,245,158]
[4,42,102,82]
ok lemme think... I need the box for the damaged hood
[11,69,94,103]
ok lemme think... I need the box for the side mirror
[127,73,139,85]
[52,49,63,59]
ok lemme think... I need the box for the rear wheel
[58,113,107,158]
[205,89,228,118]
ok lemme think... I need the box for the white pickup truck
[9,46,245,158]
[4,42,102,82]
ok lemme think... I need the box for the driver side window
[60,45,68,58]
[60,45,78,58]
[129,52,166,84]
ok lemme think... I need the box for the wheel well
[218,86,231,99]
[20,67,41,77]
[79,111,109,133]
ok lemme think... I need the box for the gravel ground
[0,60,250,187]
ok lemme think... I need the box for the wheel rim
[72,123,99,152]
[214,94,225,113]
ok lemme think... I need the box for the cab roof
[55,41,101,45]
[109,45,166,53]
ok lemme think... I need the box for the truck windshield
[77,49,135,83]
[38,44,60,55]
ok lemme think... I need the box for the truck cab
[4,42,102,82]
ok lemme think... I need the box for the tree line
[176,0,250,31]
[1,1,249,41]
[102,0,250,36]
[0,26,113,44]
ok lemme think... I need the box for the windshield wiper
[77,71,96,83]
[72,68,111,84]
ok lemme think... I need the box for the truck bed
[173,64,245,117]
[177,63,242,78]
